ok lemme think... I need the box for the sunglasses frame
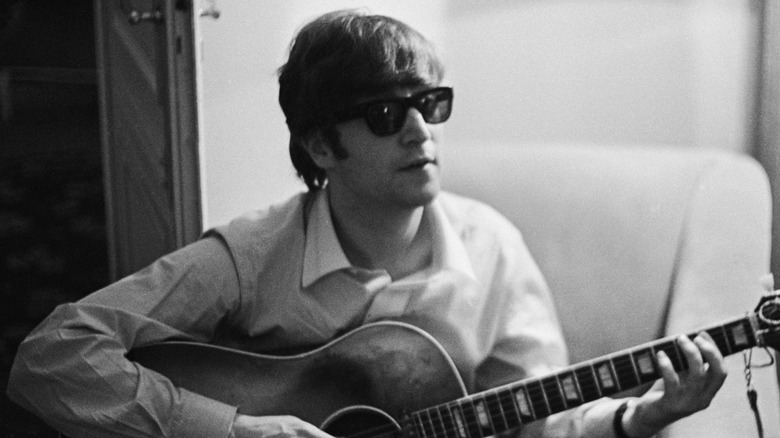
[334,87,454,137]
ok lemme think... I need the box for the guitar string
[468,323,765,438]
[342,367,637,438]
[405,329,734,438]
[359,342,698,438]
[340,348,762,438]
[344,323,754,438]
[432,328,742,438]
[410,340,697,438]
[347,359,743,438]
[337,369,625,438]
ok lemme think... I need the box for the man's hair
[278,9,445,191]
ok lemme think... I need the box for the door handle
[121,0,164,25]
[199,0,220,20]
[127,8,164,24]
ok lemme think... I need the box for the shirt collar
[427,199,477,281]
[302,191,352,288]
[302,191,477,288]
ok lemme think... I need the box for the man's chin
[403,184,440,209]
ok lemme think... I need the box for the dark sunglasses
[334,87,454,137]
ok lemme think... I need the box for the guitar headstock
[755,288,780,351]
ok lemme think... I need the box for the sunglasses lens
[366,102,406,136]
[340,87,454,137]
[418,89,452,124]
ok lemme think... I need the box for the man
[8,10,725,438]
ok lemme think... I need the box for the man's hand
[622,332,728,437]
[229,414,335,438]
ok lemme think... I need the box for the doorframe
[94,0,202,281]
[166,0,202,250]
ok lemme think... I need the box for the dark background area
[1,0,108,436]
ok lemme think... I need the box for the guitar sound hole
[321,406,400,438]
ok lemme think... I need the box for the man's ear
[302,132,337,169]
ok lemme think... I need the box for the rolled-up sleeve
[7,236,241,438]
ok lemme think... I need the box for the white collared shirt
[9,190,621,438]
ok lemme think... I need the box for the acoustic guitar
[131,293,780,438]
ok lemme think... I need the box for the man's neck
[326,191,433,280]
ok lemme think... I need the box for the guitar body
[132,322,468,435]
[131,297,780,438]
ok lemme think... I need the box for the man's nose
[400,107,432,144]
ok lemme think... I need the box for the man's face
[324,86,445,212]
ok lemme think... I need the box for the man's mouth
[401,158,437,171]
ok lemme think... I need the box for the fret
[541,376,566,414]
[485,391,508,432]
[473,396,496,436]
[726,320,751,351]
[413,411,430,438]
[594,360,619,395]
[573,364,601,401]
[512,385,536,423]
[654,340,687,372]
[435,404,456,438]
[525,380,551,418]
[632,348,658,383]
[742,318,758,347]
[423,409,440,438]
[558,371,583,407]
[458,399,484,438]
[709,325,732,356]
[612,354,640,389]
[496,388,523,430]
[449,403,470,438]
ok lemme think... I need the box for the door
[94,0,201,280]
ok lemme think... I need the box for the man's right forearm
[229,414,335,438]
[6,302,231,437]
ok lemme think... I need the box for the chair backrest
[442,143,777,437]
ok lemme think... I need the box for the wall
[443,0,759,151]
[197,1,445,228]
[197,1,759,228]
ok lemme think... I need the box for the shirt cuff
[173,388,238,438]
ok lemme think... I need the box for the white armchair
[442,143,779,437]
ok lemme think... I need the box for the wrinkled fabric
[8,190,622,438]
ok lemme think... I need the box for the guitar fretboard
[408,316,756,438]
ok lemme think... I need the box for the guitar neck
[408,314,758,438]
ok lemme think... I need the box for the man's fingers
[677,335,706,376]
[693,332,728,393]
[656,350,680,389]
